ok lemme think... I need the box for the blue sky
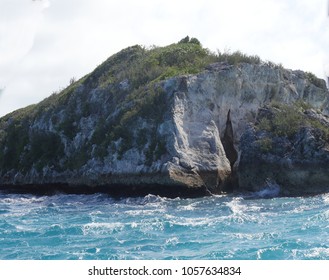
[0,0,328,116]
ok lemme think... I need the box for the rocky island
[1,37,328,197]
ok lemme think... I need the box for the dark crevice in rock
[221,109,239,193]
[222,110,238,168]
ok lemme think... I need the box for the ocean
[0,190,328,260]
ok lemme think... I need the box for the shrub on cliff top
[90,37,272,93]
[216,50,261,66]
[256,103,304,138]
[256,103,329,140]
[305,72,327,89]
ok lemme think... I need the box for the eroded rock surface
[0,46,328,197]
[238,107,329,196]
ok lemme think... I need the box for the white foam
[122,194,165,205]
[168,216,214,227]
[82,222,124,235]
[303,247,329,258]
[130,222,138,228]
[90,211,103,215]
[165,237,179,246]
[124,208,166,216]
[180,204,196,211]
[1,196,45,204]
[225,198,265,224]
[322,193,329,204]
[226,197,247,214]
[310,209,329,221]
[254,180,280,198]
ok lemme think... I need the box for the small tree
[69,77,76,85]
[178,36,190,44]
[178,36,201,45]
[189,37,201,45]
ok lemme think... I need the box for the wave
[82,222,125,235]
[252,180,281,198]
[120,194,166,205]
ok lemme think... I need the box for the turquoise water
[0,191,328,260]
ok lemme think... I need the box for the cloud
[0,0,328,116]
[0,0,49,65]
[0,87,4,98]
[0,0,49,106]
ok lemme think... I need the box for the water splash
[254,180,281,198]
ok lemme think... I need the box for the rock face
[0,43,328,197]
[238,107,329,196]
[239,127,329,196]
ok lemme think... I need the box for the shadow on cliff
[221,110,239,193]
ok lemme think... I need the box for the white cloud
[0,0,328,116]
[0,0,49,69]
[0,0,49,112]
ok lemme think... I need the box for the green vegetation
[216,50,261,66]
[64,144,89,170]
[0,37,327,174]
[305,72,327,89]
[272,104,303,138]
[2,36,325,131]
[1,104,37,123]
[105,85,168,160]
[257,117,272,131]
[89,36,276,94]
[307,118,329,140]
[0,121,29,171]
[256,102,329,140]
[294,100,312,111]
[269,104,302,137]
[92,39,213,90]
[83,37,278,159]
[257,137,273,152]
[27,131,64,171]
[56,113,78,140]
[0,122,64,172]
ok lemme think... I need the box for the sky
[0,0,328,117]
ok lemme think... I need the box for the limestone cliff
[0,40,328,197]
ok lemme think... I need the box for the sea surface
[0,189,329,260]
